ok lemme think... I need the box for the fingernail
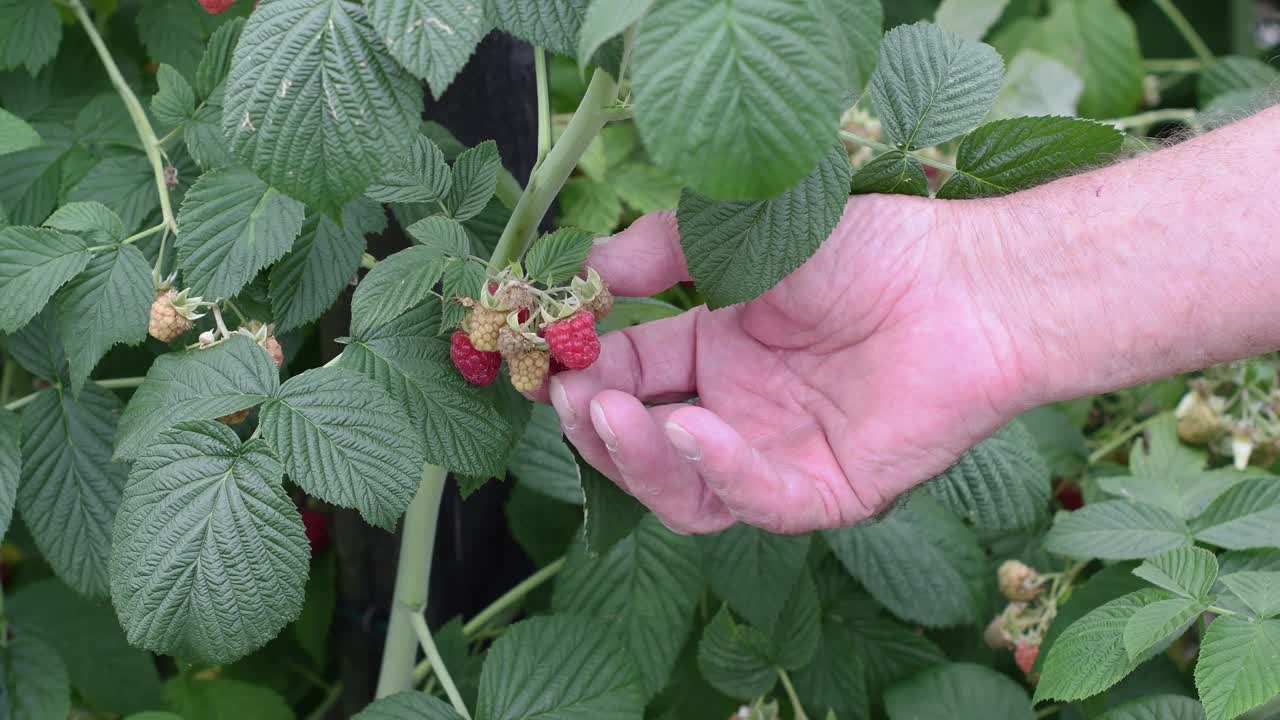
[550,378,575,430]
[664,422,701,461]
[590,399,618,452]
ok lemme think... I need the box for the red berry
[1014,642,1039,676]
[549,355,567,375]
[450,331,501,385]
[198,0,236,13]
[543,310,600,370]
[1055,481,1084,511]
[301,508,330,554]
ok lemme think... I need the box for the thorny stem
[211,305,231,338]
[1144,58,1205,73]
[412,557,567,685]
[1088,415,1158,464]
[3,376,147,412]
[488,69,619,273]
[154,228,171,280]
[1151,0,1216,64]
[412,611,472,719]
[777,669,809,720]
[1106,108,1200,131]
[69,0,177,236]
[223,298,248,326]
[838,130,960,174]
[535,48,552,167]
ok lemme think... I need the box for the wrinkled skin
[539,197,1030,534]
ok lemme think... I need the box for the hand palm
[549,201,1020,533]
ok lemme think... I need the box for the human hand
[543,196,1035,534]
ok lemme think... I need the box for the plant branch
[1151,0,1215,63]
[1036,705,1061,719]
[488,69,619,272]
[69,0,177,235]
[374,465,448,698]
[304,682,344,720]
[838,130,959,175]
[3,376,146,412]
[1144,58,1205,73]
[412,557,566,685]
[1106,108,1199,131]
[0,355,14,406]
[1088,415,1158,464]
[534,48,552,167]
[777,669,809,720]
[411,611,472,720]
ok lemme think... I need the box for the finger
[664,406,837,533]
[588,211,691,297]
[589,391,734,534]
[549,374,623,490]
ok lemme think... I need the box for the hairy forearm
[968,104,1280,407]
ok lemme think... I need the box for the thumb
[587,211,691,297]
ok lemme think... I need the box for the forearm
[967,104,1280,407]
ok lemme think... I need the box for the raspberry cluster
[983,559,1067,681]
[448,268,610,391]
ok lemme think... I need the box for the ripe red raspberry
[450,331,501,385]
[198,0,236,13]
[509,348,550,393]
[300,508,331,554]
[465,307,506,352]
[1055,481,1084,511]
[1014,641,1039,676]
[543,310,600,370]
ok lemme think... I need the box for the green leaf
[185,95,234,172]
[525,227,594,286]
[8,579,165,714]
[175,165,306,299]
[68,151,159,234]
[0,106,39,156]
[444,140,500,222]
[937,116,1124,199]
[1046,501,1190,560]
[1132,546,1219,600]
[196,17,245,99]
[111,421,310,664]
[153,64,197,128]
[136,0,206,81]
[677,143,850,308]
[576,445,646,556]
[487,0,588,60]
[1121,595,1202,661]
[477,614,644,720]
[18,384,127,596]
[260,367,424,529]
[163,676,293,720]
[351,246,451,337]
[43,201,126,246]
[339,301,514,477]
[826,496,986,627]
[1026,0,1143,118]
[554,515,703,697]
[407,216,470,257]
[990,50,1083,120]
[1195,615,1280,720]
[0,409,17,540]
[823,0,882,96]
[508,404,581,504]
[696,606,777,700]
[923,420,1050,529]
[54,245,152,394]
[292,550,336,664]
[700,524,810,630]
[579,0,654,67]
[768,569,821,670]
[0,122,73,226]
[790,619,869,720]
[1218,572,1280,618]
[848,151,929,196]
[1192,477,1280,549]
[934,0,1011,41]
[869,22,1003,151]
[0,628,70,720]
[632,0,850,199]
[114,335,281,460]
[1199,56,1280,105]
[5,305,65,381]
[367,135,453,204]
[0,226,91,333]
[224,0,423,209]
[1032,562,1147,675]
[268,203,374,333]
[610,163,682,213]
[0,0,61,74]
[559,178,621,235]
[1034,588,1167,702]
[1094,696,1207,720]
[368,0,485,98]
[355,691,466,720]
[885,662,1034,720]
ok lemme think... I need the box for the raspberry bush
[0,0,1277,718]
